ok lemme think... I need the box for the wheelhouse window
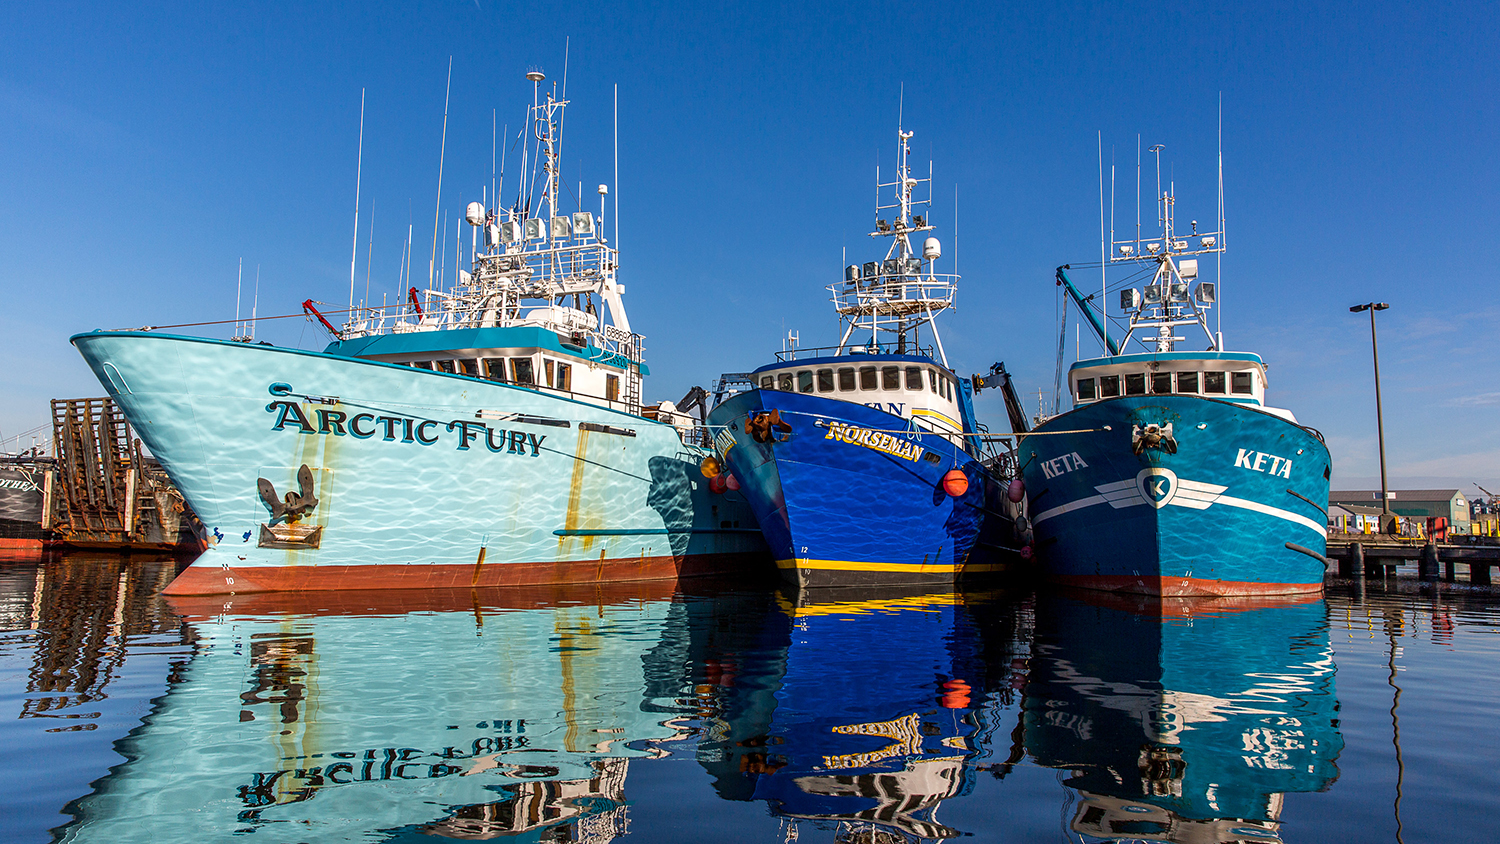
[859,366,877,390]
[1151,372,1172,394]
[797,370,814,393]
[928,369,937,392]
[605,374,620,402]
[1099,375,1121,398]
[1124,373,1146,396]
[837,367,856,391]
[760,375,774,389]
[511,358,534,385]
[543,360,554,387]
[905,366,923,390]
[1176,371,1199,393]
[778,372,794,392]
[881,366,901,390]
[1076,378,1096,400]
[556,363,572,392]
[483,358,507,381]
[460,359,479,377]
[1203,371,1226,394]
[817,368,835,392]
[436,360,456,374]
[1231,372,1254,394]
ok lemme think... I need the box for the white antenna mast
[348,87,365,311]
[613,84,619,252]
[364,201,375,309]
[1217,93,1225,347]
[1098,131,1107,354]
[250,265,260,340]
[429,58,453,290]
[234,258,243,337]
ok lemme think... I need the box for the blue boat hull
[72,331,767,594]
[706,390,1016,587]
[1025,590,1342,839]
[1020,396,1330,596]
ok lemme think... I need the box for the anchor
[257,464,319,523]
[255,464,323,550]
[1131,422,1178,455]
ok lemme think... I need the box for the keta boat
[1024,590,1343,842]
[71,71,764,596]
[1021,149,1330,596]
[705,121,1023,588]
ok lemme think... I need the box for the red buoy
[1007,477,1026,503]
[940,678,972,709]
[941,469,969,497]
[709,475,729,494]
[1020,545,1033,560]
[725,473,741,491]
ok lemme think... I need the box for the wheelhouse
[1069,351,1267,408]
[752,352,966,437]
[328,324,646,414]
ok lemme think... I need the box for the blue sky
[2,1,1496,492]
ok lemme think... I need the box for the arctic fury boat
[705,121,1021,588]
[1021,147,1330,596]
[72,71,764,596]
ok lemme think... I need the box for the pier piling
[1419,543,1440,581]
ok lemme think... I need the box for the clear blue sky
[3,1,1496,492]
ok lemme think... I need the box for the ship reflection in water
[692,587,1033,840]
[2,553,1363,843]
[1024,591,1344,843]
[53,580,708,843]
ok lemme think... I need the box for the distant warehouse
[1328,489,1470,534]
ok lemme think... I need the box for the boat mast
[832,118,956,365]
[1104,142,1224,354]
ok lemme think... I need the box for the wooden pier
[1327,539,1500,584]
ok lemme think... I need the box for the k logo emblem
[1137,468,1179,509]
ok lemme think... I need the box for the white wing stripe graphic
[1031,475,1322,534]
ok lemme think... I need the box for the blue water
[2,554,1497,843]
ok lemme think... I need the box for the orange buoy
[699,456,722,478]
[941,469,969,497]
[1007,477,1026,503]
[940,678,972,709]
[725,473,741,491]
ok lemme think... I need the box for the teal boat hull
[72,331,766,594]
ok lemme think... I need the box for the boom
[1055,265,1118,356]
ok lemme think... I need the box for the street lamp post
[1351,302,1391,522]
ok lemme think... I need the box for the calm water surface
[1,554,1497,843]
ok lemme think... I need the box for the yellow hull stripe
[911,407,961,430]
[775,558,1009,574]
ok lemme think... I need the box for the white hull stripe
[1034,477,1323,534]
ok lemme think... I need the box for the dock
[1327,538,1500,584]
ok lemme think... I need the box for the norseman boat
[1022,147,1330,596]
[71,71,764,596]
[705,121,1021,588]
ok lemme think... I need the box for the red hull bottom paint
[161,552,770,596]
[1048,574,1324,598]
[1051,586,1323,618]
[0,538,43,559]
